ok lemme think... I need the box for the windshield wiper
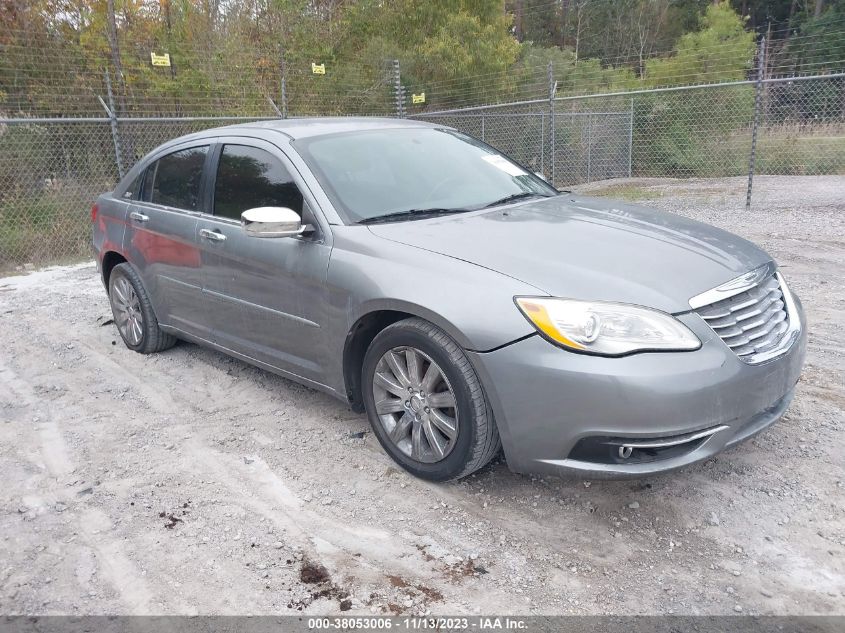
[483,192,554,208]
[358,207,473,225]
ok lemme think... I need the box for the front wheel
[362,318,500,481]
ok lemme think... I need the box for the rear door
[124,143,213,338]
[195,137,332,385]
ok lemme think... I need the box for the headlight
[515,297,701,356]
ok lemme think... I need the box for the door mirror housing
[242,207,306,238]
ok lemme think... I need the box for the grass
[0,189,92,271]
[580,183,661,201]
[722,122,845,177]
[756,126,845,175]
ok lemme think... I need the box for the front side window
[293,128,557,223]
[213,145,304,221]
[142,146,208,210]
[121,172,143,200]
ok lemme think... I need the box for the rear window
[141,146,208,211]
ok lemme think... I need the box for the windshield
[293,128,557,223]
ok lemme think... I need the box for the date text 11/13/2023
[306,616,528,630]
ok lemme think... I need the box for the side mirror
[241,207,306,238]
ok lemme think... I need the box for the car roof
[117,117,450,193]
[199,116,443,141]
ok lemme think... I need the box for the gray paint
[367,195,771,314]
[93,117,806,478]
[468,304,806,477]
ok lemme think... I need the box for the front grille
[694,273,790,361]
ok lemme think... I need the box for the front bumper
[467,298,807,478]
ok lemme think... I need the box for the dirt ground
[1,176,843,616]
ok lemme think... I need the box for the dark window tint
[141,164,156,201]
[213,145,303,220]
[144,146,208,210]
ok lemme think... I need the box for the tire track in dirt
[0,359,73,478]
[2,304,504,611]
[179,437,516,611]
[76,508,158,614]
[2,208,844,617]
[0,356,162,614]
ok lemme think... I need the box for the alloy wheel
[111,277,144,346]
[371,346,459,463]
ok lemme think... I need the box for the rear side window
[213,144,304,220]
[141,146,208,210]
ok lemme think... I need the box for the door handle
[199,228,226,242]
[129,211,149,223]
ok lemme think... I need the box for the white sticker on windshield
[482,154,527,177]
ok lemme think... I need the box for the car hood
[366,195,771,314]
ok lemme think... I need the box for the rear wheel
[362,318,500,481]
[108,263,176,354]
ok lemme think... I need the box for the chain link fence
[1,71,844,270]
[414,74,845,190]
[0,117,280,267]
[414,103,635,186]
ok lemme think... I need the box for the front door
[196,139,331,385]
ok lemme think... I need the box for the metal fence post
[540,113,545,176]
[746,37,766,210]
[102,69,125,180]
[279,46,288,118]
[628,98,634,178]
[548,61,555,185]
[481,110,485,141]
[267,97,283,117]
[393,60,405,118]
[586,113,592,182]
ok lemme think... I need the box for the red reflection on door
[131,231,201,268]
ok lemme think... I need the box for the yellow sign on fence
[412,92,426,104]
[150,52,171,67]
[311,63,326,75]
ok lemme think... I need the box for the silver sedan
[92,118,806,481]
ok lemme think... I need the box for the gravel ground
[1,176,843,616]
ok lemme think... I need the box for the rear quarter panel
[93,192,129,282]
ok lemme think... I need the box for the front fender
[322,226,541,395]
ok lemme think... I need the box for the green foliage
[632,85,757,177]
[513,0,562,48]
[0,189,90,267]
[516,44,636,98]
[632,4,757,177]
[644,2,756,86]
[728,0,845,34]
[793,3,845,73]
[0,1,843,269]
[345,1,520,108]
[1,0,839,117]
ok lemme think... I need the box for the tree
[105,0,126,112]
[636,3,758,176]
[645,1,756,85]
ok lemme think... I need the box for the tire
[108,263,177,354]
[362,318,500,481]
